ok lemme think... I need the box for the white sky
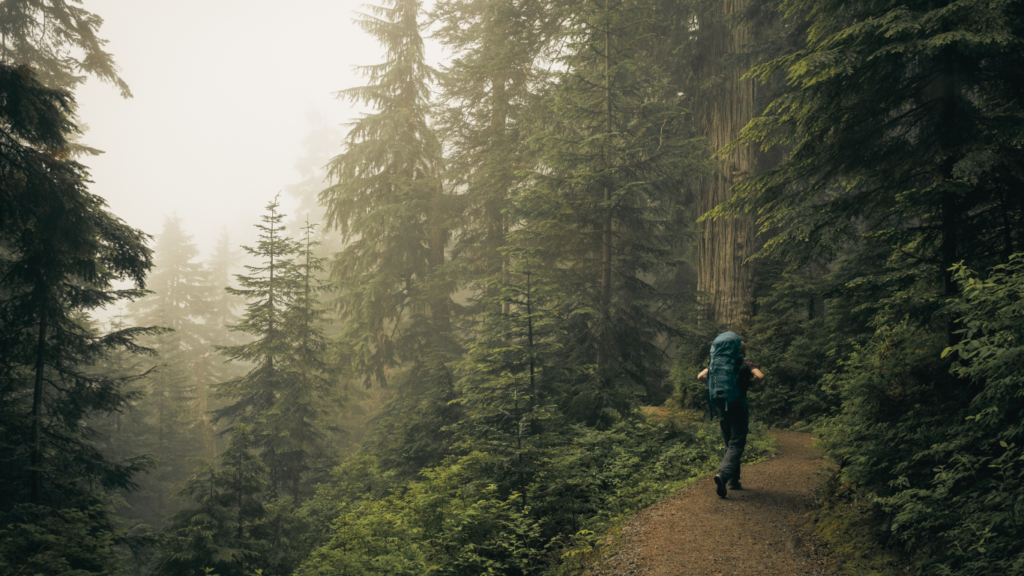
[76,0,431,258]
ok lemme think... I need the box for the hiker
[696,331,764,498]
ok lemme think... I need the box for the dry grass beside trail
[587,431,841,576]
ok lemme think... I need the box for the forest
[1,0,1022,575]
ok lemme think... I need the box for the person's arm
[697,368,708,383]
[750,367,765,388]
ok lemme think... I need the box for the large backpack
[706,331,743,418]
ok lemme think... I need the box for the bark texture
[697,0,758,328]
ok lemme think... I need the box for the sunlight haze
[76,0,408,258]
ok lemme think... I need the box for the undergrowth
[810,470,916,576]
[542,407,774,576]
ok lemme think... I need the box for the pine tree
[431,0,559,314]
[130,216,210,446]
[454,258,564,498]
[204,227,246,348]
[319,0,454,390]
[131,215,210,337]
[0,0,131,95]
[201,226,249,410]
[214,196,302,494]
[725,0,1024,340]
[511,0,704,425]
[153,424,269,576]
[0,62,156,573]
[119,216,213,523]
[274,219,338,498]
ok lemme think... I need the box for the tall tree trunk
[428,181,451,331]
[489,69,510,315]
[30,302,48,505]
[595,4,614,376]
[601,14,613,313]
[697,0,757,328]
[191,354,217,461]
[934,47,960,346]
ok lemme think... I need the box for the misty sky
[76,0,431,258]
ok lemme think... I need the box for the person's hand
[751,368,765,387]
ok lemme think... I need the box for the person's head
[734,341,747,365]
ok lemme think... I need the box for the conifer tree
[128,215,210,447]
[274,219,338,497]
[214,196,301,494]
[512,0,703,424]
[0,0,131,95]
[121,216,213,523]
[201,226,249,409]
[725,0,1024,340]
[215,200,336,498]
[432,0,558,313]
[153,424,269,576]
[454,257,564,498]
[320,0,454,390]
[204,227,246,347]
[131,215,210,337]
[0,62,156,573]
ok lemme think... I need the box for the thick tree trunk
[697,0,757,328]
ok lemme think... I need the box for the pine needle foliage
[275,219,339,497]
[214,197,303,493]
[118,217,215,525]
[320,0,454,390]
[0,0,132,96]
[0,62,157,574]
[215,203,338,498]
[513,0,704,425]
[204,227,247,350]
[722,0,1024,331]
[153,424,269,576]
[431,0,561,312]
[453,257,565,497]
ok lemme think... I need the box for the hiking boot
[728,480,743,490]
[714,474,728,498]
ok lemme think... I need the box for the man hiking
[697,331,764,498]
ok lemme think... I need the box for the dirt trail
[589,431,839,576]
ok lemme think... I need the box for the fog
[75,0,408,259]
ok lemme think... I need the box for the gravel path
[588,431,840,576]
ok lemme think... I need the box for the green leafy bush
[531,415,769,536]
[0,504,124,576]
[744,323,839,427]
[302,412,772,576]
[817,254,1024,575]
[898,256,1024,575]
[300,453,546,576]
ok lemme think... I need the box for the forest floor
[586,430,842,576]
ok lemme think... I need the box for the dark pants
[715,400,749,483]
